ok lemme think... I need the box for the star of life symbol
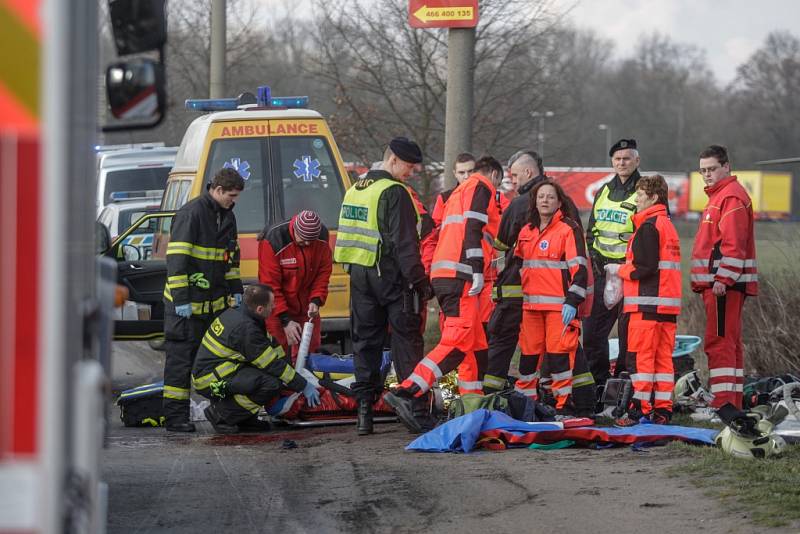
[539,240,549,250]
[293,156,321,182]
[223,158,251,180]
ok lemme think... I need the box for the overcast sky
[564,0,800,84]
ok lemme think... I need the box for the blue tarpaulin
[407,410,719,453]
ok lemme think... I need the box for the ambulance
[1,0,169,531]
[154,88,354,349]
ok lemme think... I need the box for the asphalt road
[104,342,786,534]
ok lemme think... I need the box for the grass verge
[665,438,800,528]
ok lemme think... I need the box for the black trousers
[162,312,212,424]
[349,269,424,403]
[582,272,629,386]
[484,298,523,388]
[198,366,282,425]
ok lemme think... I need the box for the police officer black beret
[389,136,423,164]
[609,138,637,157]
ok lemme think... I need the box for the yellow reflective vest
[590,183,637,260]
[334,177,418,267]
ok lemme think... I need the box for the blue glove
[175,303,192,318]
[561,304,577,325]
[302,382,321,408]
[232,293,242,308]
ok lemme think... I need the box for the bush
[680,270,800,376]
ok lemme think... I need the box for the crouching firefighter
[192,284,321,434]
[385,157,501,434]
[609,175,681,426]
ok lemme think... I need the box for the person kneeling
[192,284,320,434]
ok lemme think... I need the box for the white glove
[604,263,621,276]
[468,273,484,296]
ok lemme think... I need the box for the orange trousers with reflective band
[517,310,579,410]
[626,312,676,415]
[400,283,486,396]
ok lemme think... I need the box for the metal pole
[443,27,475,189]
[210,0,226,98]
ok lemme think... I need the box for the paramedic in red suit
[690,145,757,410]
[257,210,333,360]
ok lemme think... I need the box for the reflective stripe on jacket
[690,175,758,296]
[589,183,637,259]
[164,191,242,316]
[430,173,498,281]
[618,204,682,315]
[516,209,592,314]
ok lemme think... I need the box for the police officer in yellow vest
[584,138,642,391]
[334,137,433,436]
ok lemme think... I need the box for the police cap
[389,137,423,164]
[609,138,638,157]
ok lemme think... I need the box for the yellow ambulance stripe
[0,3,40,118]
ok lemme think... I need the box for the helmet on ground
[716,426,786,459]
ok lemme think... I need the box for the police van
[113,87,353,348]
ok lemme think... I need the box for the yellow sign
[413,5,475,24]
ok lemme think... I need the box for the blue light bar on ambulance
[184,98,239,112]
[257,85,308,108]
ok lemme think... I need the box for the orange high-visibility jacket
[516,210,592,315]
[690,176,758,296]
[430,173,499,281]
[618,203,682,315]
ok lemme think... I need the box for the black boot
[204,405,239,434]
[384,391,423,434]
[412,393,439,433]
[357,398,374,436]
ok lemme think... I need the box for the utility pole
[443,27,475,188]
[530,110,554,159]
[598,123,611,165]
[210,0,226,98]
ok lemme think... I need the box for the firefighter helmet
[715,426,786,459]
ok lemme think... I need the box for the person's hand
[307,302,320,318]
[284,321,302,345]
[468,273,484,296]
[175,303,192,318]
[414,278,434,302]
[561,304,577,325]
[604,263,621,276]
[232,293,242,308]
[712,281,727,296]
[302,381,321,408]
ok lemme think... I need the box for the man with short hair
[690,145,757,413]
[192,284,320,434]
[385,157,501,433]
[162,167,245,432]
[257,210,333,359]
[584,139,642,391]
[334,137,433,435]
[431,153,476,230]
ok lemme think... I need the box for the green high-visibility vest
[334,178,417,267]
[591,184,637,259]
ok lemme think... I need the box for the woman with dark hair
[513,180,593,417]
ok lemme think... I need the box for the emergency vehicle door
[104,211,173,340]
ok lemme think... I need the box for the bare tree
[306,0,569,201]
[726,31,800,164]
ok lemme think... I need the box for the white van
[96,145,177,215]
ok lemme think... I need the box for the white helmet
[716,426,786,459]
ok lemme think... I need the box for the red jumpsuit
[618,203,681,418]
[515,210,591,412]
[690,176,757,409]
[398,173,499,396]
[257,217,333,360]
